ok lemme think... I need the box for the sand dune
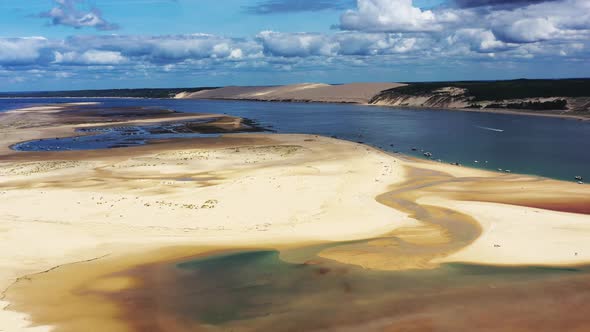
[175,82,405,104]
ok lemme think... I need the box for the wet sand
[3,159,590,331]
[6,245,590,332]
[1,103,590,331]
[100,251,590,332]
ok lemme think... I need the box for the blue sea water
[1,98,588,182]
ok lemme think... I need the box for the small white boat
[476,126,504,132]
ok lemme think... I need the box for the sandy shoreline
[183,96,590,121]
[1,103,589,331]
[368,103,590,121]
[171,82,589,120]
[3,90,586,121]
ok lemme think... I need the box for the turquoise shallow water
[1,98,589,182]
[174,250,582,325]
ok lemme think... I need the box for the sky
[0,0,589,91]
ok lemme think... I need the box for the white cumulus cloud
[340,0,454,32]
[0,37,50,65]
[54,50,127,65]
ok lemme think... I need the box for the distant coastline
[1,78,589,119]
[0,87,216,99]
[371,104,590,121]
[174,79,590,119]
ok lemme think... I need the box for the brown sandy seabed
[1,103,590,331]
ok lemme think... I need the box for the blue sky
[0,0,588,91]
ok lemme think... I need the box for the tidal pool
[11,119,221,151]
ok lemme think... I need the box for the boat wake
[476,126,504,132]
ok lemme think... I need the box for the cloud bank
[0,0,588,89]
[452,0,558,8]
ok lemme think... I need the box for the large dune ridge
[175,82,406,104]
[174,80,590,119]
[0,103,589,331]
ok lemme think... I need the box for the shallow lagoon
[11,119,220,151]
[108,248,590,332]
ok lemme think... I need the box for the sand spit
[0,103,589,331]
[6,103,101,114]
[175,82,406,104]
[0,103,251,156]
[0,137,409,330]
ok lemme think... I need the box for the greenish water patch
[161,250,588,328]
[111,246,590,331]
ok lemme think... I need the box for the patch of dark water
[12,120,222,151]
